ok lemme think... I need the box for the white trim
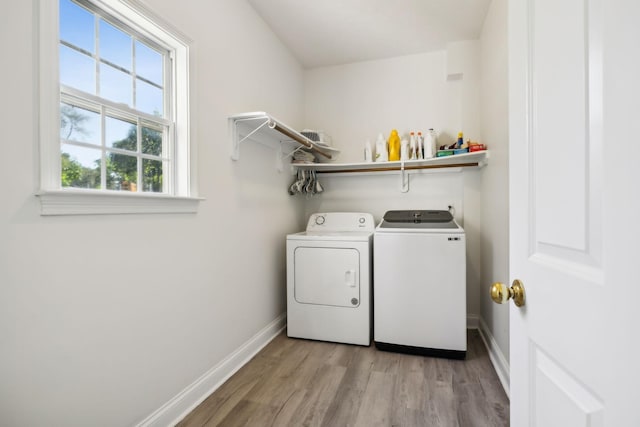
[38,0,62,191]
[135,314,287,427]
[37,190,202,215]
[477,317,510,398]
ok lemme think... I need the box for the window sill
[36,190,203,216]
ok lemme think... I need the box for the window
[38,0,199,215]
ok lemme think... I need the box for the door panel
[530,0,603,271]
[533,0,589,252]
[294,246,360,307]
[533,347,603,427]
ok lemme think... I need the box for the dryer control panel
[306,212,375,232]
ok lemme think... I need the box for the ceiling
[247,0,492,69]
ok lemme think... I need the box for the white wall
[479,0,510,364]
[302,48,484,324]
[0,1,304,426]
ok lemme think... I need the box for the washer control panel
[306,212,375,232]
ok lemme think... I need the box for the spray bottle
[409,132,417,160]
[364,140,373,162]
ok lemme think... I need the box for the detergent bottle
[388,129,401,161]
[375,133,388,162]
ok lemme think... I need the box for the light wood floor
[177,330,509,427]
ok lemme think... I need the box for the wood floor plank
[425,381,459,427]
[267,388,308,427]
[371,347,402,374]
[319,357,372,427]
[288,363,347,427]
[353,371,396,427]
[205,399,267,427]
[324,342,358,367]
[178,330,509,427]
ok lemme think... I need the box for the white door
[508,0,640,425]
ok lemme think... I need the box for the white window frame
[37,0,201,215]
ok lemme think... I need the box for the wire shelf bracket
[229,112,334,173]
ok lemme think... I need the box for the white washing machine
[374,210,467,359]
[287,212,375,346]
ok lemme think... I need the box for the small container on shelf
[469,142,487,152]
[437,150,455,157]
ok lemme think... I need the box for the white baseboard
[136,313,287,427]
[477,317,510,398]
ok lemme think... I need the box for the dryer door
[294,247,360,308]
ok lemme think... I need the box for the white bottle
[364,140,373,162]
[409,132,417,160]
[417,132,424,159]
[400,137,409,161]
[375,133,388,162]
[425,128,437,159]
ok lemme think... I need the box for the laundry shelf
[229,111,336,171]
[292,150,489,174]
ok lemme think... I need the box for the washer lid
[379,210,459,230]
[383,210,452,223]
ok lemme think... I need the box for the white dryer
[286,212,375,346]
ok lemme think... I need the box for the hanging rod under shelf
[269,122,332,159]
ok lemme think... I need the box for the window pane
[61,144,101,189]
[135,40,163,86]
[106,116,136,151]
[100,62,132,106]
[107,152,138,191]
[99,20,131,70]
[136,78,163,116]
[59,0,94,54]
[60,45,96,94]
[143,159,163,192]
[60,103,100,145]
[141,126,162,156]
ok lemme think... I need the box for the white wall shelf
[229,111,337,172]
[292,150,489,174]
[229,111,488,193]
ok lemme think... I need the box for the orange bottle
[388,129,401,161]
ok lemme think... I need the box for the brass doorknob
[491,280,526,307]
